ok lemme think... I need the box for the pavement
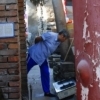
[27,65,76,100]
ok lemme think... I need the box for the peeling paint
[76,50,80,56]
[92,59,98,65]
[85,39,92,43]
[86,0,87,4]
[92,42,95,60]
[96,65,100,87]
[97,42,100,47]
[95,31,100,37]
[87,31,90,38]
[93,69,95,72]
[96,45,100,58]
[81,84,89,100]
[90,84,93,87]
[87,12,89,16]
[83,20,88,40]
[83,0,89,41]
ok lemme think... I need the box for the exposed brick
[19,16,24,20]
[6,4,17,10]
[20,40,26,44]
[8,56,19,62]
[20,53,26,57]
[21,65,27,70]
[0,0,27,99]
[21,69,27,74]
[19,10,24,15]
[9,87,19,93]
[9,93,20,99]
[19,28,26,32]
[21,66,26,70]
[0,11,17,17]
[3,93,8,99]
[2,88,9,92]
[0,56,7,62]
[0,63,18,69]
[0,37,18,43]
[0,82,8,87]
[21,84,27,90]
[0,0,17,4]
[15,31,19,36]
[21,77,27,82]
[0,5,5,10]
[20,44,26,49]
[20,49,26,53]
[21,62,26,66]
[18,20,25,24]
[20,36,26,41]
[0,76,7,82]
[8,68,19,75]
[0,50,18,56]
[19,33,26,37]
[7,75,20,81]
[15,23,19,30]
[8,44,19,49]
[19,24,26,28]
[0,18,6,22]
[0,69,7,75]
[18,7,24,11]
[18,0,24,3]
[20,58,26,62]
[0,43,7,50]
[7,17,18,23]
[9,81,20,87]
[6,11,17,17]
[18,2,24,7]
[20,41,26,45]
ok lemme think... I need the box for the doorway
[25,0,76,100]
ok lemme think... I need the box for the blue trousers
[27,54,50,93]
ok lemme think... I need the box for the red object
[73,0,100,100]
[77,60,91,87]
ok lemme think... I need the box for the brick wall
[0,0,28,100]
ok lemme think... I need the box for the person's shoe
[44,93,56,97]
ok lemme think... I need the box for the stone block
[9,81,20,87]
[0,5,5,10]
[9,93,20,99]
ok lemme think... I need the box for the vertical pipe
[73,0,100,100]
[52,0,66,32]
[52,0,72,60]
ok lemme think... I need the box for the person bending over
[27,29,69,97]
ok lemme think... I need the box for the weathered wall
[0,0,28,100]
[73,0,100,100]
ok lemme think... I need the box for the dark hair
[58,29,70,38]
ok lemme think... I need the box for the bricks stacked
[0,0,28,100]
[18,0,28,99]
